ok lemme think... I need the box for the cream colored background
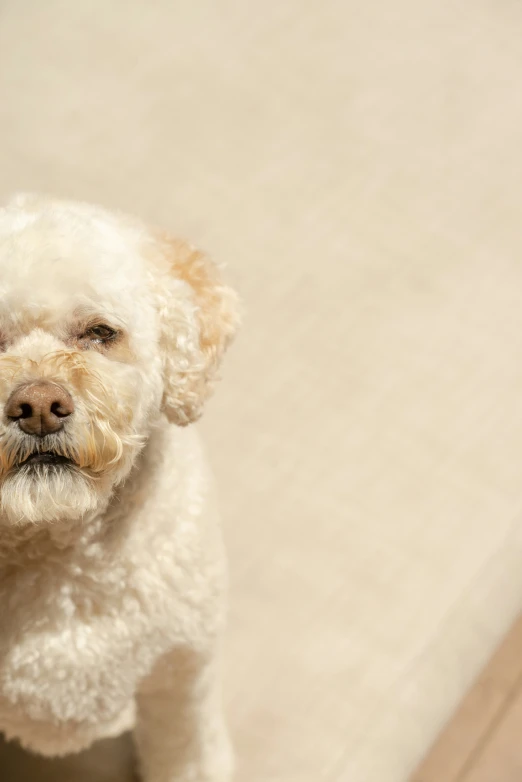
[1,1,522,780]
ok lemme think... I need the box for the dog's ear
[151,233,239,426]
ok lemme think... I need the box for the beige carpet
[1,1,522,780]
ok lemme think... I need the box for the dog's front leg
[134,646,233,782]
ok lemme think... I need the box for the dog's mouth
[19,451,74,468]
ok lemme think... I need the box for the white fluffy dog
[0,194,239,781]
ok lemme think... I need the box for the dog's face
[0,195,238,524]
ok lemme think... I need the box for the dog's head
[0,194,239,524]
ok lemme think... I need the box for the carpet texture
[0,1,522,780]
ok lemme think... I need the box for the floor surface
[413,614,522,782]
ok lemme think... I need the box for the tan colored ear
[153,234,240,426]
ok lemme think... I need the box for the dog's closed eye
[77,324,119,348]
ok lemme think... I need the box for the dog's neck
[0,492,124,571]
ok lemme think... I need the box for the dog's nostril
[50,400,71,418]
[19,403,33,419]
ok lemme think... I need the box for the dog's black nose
[5,382,74,436]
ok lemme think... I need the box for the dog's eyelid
[85,324,117,338]
[73,322,122,348]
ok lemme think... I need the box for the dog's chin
[0,461,102,525]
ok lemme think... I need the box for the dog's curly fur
[0,194,239,781]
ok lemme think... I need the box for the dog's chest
[0,559,142,753]
[0,444,222,739]
[0,544,176,729]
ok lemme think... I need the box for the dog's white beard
[0,466,100,524]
